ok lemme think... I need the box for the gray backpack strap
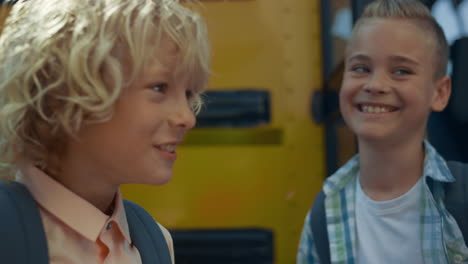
[0,181,48,264]
[124,200,172,264]
[310,190,331,264]
[445,161,468,245]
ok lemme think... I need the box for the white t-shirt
[355,175,424,264]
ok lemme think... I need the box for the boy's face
[340,18,450,145]
[64,38,196,186]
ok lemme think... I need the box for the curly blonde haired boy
[0,0,210,263]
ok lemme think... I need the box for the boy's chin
[356,131,395,145]
[151,174,173,186]
[136,171,174,186]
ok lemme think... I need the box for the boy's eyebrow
[146,65,171,79]
[388,55,419,66]
[346,54,420,67]
[154,69,171,77]
[346,54,371,63]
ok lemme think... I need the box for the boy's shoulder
[431,159,468,247]
[0,181,49,263]
[443,161,468,238]
[323,154,360,195]
[322,141,452,196]
[424,140,457,183]
[123,199,173,263]
[0,182,174,264]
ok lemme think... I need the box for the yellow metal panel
[122,0,325,263]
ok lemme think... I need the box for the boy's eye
[350,65,370,73]
[394,68,413,76]
[185,89,194,99]
[151,83,168,93]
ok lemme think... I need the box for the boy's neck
[53,162,120,215]
[358,138,425,201]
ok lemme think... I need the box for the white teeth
[361,105,390,113]
[159,144,176,153]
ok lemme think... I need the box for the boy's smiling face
[63,37,197,186]
[340,18,450,145]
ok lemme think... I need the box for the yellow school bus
[121,0,382,263]
[3,0,461,263]
[123,0,326,263]
[125,1,467,263]
[0,1,326,262]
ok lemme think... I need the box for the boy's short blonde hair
[350,0,448,79]
[0,0,210,174]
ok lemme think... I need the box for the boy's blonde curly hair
[0,0,210,176]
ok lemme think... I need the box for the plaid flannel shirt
[297,141,468,264]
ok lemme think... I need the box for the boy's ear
[431,76,451,112]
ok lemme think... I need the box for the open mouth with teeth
[156,144,176,153]
[357,104,399,114]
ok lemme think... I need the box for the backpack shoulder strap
[445,161,468,245]
[310,190,331,264]
[308,160,468,263]
[0,181,48,264]
[124,199,172,264]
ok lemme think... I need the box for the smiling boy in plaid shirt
[298,0,467,263]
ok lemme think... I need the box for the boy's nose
[169,100,196,130]
[364,74,389,94]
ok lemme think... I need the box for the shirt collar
[16,162,133,244]
[323,140,455,195]
[422,140,455,183]
[323,154,360,196]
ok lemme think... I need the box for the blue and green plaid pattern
[297,141,468,264]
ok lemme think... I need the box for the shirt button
[106,221,113,230]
